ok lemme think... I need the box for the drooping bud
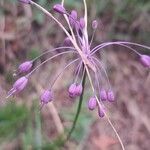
[19,0,31,4]
[100,89,107,101]
[140,55,150,68]
[92,20,98,29]
[68,83,77,98]
[18,61,33,73]
[75,84,83,96]
[107,90,115,102]
[98,105,105,118]
[7,76,28,98]
[40,90,53,104]
[79,18,85,29]
[75,21,80,31]
[88,97,97,110]
[53,4,66,14]
[13,76,28,92]
[69,10,78,28]
[63,37,72,46]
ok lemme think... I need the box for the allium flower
[7,1,150,148]
[8,0,149,115]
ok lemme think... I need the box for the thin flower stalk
[26,51,77,77]
[50,58,80,89]
[91,41,150,55]
[93,57,112,89]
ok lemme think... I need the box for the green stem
[48,72,86,149]
[66,72,86,141]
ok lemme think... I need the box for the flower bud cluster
[100,89,115,102]
[7,2,150,119]
[68,83,83,98]
[87,96,105,118]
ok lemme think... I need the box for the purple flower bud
[68,83,77,98]
[140,55,150,68]
[19,0,31,4]
[100,89,107,101]
[7,76,28,98]
[63,37,72,46]
[92,20,98,29]
[79,18,85,29]
[40,90,53,104]
[75,21,80,31]
[69,10,78,28]
[18,61,33,73]
[53,4,66,14]
[107,90,115,102]
[13,76,28,92]
[75,84,83,96]
[88,97,97,110]
[98,106,105,118]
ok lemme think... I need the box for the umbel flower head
[7,0,150,119]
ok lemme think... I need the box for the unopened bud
[40,90,53,104]
[88,97,97,110]
[98,106,105,118]
[100,89,107,101]
[69,10,78,28]
[79,18,85,29]
[53,4,66,14]
[92,20,98,29]
[107,90,115,102]
[75,21,80,31]
[75,84,83,96]
[140,55,150,68]
[18,61,32,73]
[7,76,28,98]
[68,83,77,98]
[63,37,72,46]
[13,76,28,92]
